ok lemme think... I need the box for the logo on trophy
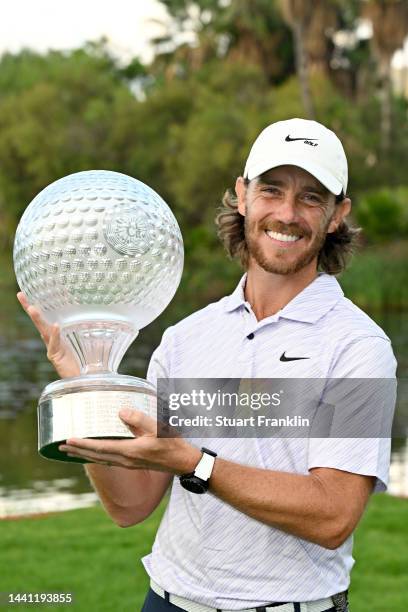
[13,170,184,462]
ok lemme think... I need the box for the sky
[0,0,171,64]
[0,1,407,68]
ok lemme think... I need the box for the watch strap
[179,447,217,494]
[194,451,216,481]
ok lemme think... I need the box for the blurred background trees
[362,0,408,151]
[0,0,407,316]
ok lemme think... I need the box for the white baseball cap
[243,118,348,195]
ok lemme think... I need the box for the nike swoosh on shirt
[280,352,310,362]
[285,135,319,142]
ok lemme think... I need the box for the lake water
[0,282,407,517]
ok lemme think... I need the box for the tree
[304,0,339,74]
[278,0,316,118]
[362,0,408,152]
[150,0,294,85]
[211,0,293,85]
[0,44,144,246]
[327,0,373,101]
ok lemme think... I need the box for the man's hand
[59,409,201,475]
[17,292,80,378]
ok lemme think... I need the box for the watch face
[180,475,207,494]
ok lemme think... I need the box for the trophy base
[38,374,156,463]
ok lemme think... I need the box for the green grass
[349,494,408,611]
[0,494,407,611]
[0,501,166,612]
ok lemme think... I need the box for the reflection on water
[389,443,408,497]
[0,478,98,518]
[0,283,407,517]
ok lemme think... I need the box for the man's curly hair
[215,179,361,275]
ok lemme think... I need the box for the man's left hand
[58,409,201,475]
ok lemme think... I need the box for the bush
[355,188,408,243]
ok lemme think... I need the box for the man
[18,118,397,612]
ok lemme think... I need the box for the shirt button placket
[237,308,256,372]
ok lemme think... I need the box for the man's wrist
[174,445,202,476]
[178,447,217,494]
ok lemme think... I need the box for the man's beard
[244,213,331,275]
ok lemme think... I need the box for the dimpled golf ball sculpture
[14,171,184,462]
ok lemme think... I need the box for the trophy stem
[62,321,138,375]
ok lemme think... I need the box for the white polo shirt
[141,273,397,610]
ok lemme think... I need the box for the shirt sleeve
[146,326,173,390]
[308,336,397,493]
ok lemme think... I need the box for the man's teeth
[266,230,300,242]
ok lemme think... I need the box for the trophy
[13,170,184,462]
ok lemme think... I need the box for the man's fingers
[64,447,123,466]
[28,307,50,343]
[17,292,29,310]
[61,439,145,468]
[26,305,52,344]
[17,291,52,341]
[119,409,157,435]
[47,323,62,357]
[64,438,135,456]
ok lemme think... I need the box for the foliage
[159,0,221,23]
[363,0,408,61]
[0,42,139,245]
[354,187,408,243]
[0,1,407,318]
[339,240,408,311]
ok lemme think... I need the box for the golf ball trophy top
[14,170,184,462]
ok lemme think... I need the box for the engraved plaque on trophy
[13,171,184,462]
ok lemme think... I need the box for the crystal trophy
[13,171,184,462]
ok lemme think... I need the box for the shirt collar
[223,272,344,324]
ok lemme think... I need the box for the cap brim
[244,158,344,196]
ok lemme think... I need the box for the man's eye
[263,187,281,195]
[303,193,322,204]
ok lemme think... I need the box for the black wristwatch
[179,447,218,494]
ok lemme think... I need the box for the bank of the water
[0,494,407,612]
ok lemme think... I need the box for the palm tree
[363,0,408,152]
[150,0,294,85]
[304,0,340,74]
[215,0,294,84]
[278,0,316,118]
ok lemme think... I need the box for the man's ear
[327,197,351,233]
[235,177,247,216]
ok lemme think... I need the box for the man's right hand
[17,292,80,379]
[17,292,173,526]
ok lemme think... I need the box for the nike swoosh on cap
[285,135,319,142]
[280,352,310,362]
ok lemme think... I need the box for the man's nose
[276,193,297,224]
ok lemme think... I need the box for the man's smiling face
[236,165,350,276]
